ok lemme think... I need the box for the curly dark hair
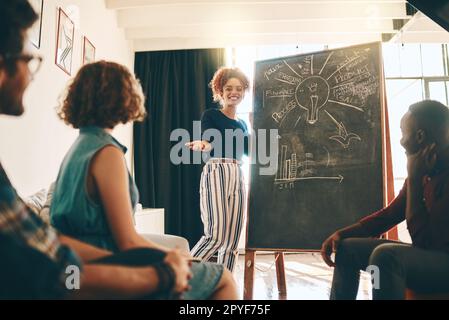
[57,61,147,129]
[0,0,38,74]
[209,67,250,104]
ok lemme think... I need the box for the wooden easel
[243,80,397,300]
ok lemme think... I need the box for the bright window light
[226,43,449,245]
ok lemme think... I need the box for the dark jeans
[0,233,167,299]
[330,238,449,300]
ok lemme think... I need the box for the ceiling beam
[125,20,395,39]
[404,12,448,32]
[390,31,449,42]
[116,2,410,28]
[390,11,449,42]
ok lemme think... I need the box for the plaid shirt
[0,163,81,273]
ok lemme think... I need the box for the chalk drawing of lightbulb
[295,76,330,124]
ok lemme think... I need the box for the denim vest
[50,126,138,252]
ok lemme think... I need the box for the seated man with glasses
[0,0,237,300]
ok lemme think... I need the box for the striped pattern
[0,201,61,259]
[191,160,246,272]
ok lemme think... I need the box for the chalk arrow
[275,175,344,184]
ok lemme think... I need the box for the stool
[405,288,449,300]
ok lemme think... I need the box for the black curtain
[134,49,225,246]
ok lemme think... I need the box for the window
[421,44,446,77]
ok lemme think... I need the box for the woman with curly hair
[50,61,237,299]
[186,67,250,272]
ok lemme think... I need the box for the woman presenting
[186,67,250,272]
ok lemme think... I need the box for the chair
[140,233,190,252]
[405,288,449,300]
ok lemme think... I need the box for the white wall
[0,0,134,197]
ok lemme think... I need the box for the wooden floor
[233,253,372,300]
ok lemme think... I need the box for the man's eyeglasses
[1,53,43,77]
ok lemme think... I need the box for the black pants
[92,247,165,266]
[0,237,167,300]
[0,233,65,299]
[330,238,449,300]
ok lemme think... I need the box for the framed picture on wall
[29,0,44,48]
[82,36,95,65]
[55,7,74,75]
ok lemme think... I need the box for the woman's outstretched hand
[185,140,211,152]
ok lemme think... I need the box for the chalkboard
[247,42,385,250]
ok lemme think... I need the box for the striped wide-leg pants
[190,159,246,272]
